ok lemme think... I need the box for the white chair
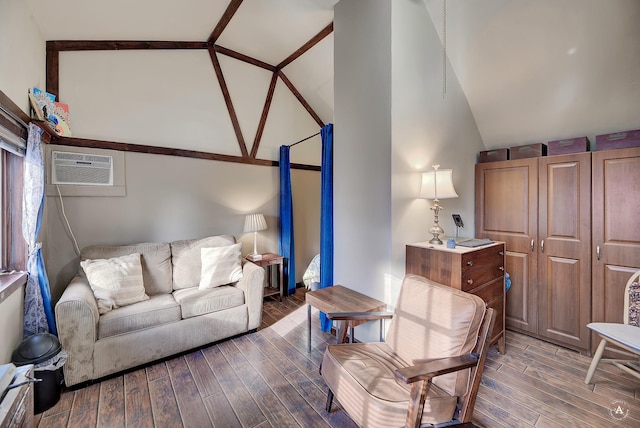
[584,270,640,384]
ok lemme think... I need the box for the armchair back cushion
[385,275,486,397]
[81,242,172,296]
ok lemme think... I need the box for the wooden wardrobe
[475,147,640,354]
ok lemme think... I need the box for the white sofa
[55,235,264,387]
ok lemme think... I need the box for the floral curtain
[23,123,56,336]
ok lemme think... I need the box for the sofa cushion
[199,243,243,289]
[81,242,173,295]
[171,235,236,290]
[81,253,149,314]
[173,285,245,319]
[98,294,181,339]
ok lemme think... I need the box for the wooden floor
[36,288,640,427]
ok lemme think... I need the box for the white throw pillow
[199,243,243,289]
[81,252,149,314]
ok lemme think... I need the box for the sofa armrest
[54,274,99,386]
[236,261,265,330]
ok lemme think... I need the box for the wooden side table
[246,253,284,301]
[305,285,387,352]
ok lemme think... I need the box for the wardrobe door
[475,158,538,335]
[538,153,591,351]
[592,147,640,356]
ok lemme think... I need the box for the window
[0,117,27,272]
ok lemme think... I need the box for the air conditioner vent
[52,151,113,186]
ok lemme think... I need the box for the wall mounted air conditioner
[51,151,113,186]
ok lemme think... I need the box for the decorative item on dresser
[406,241,506,353]
[419,165,458,245]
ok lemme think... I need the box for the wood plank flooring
[36,289,640,427]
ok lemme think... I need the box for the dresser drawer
[461,264,504,291]
[471,277,504,303]
[461,246,504,275]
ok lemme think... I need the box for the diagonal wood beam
[277,71,324,128]
[208,46,249,157]
[277,22,333,70]
[250,72,278,158]
[214,45,275,72]
[208,0,244,44]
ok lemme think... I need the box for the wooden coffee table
[305,285,387,352]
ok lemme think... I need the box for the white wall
[334,0,484,334]
[43,44,324,300]
[0,0,45,362]
[0,0,45,112]
[334,0,392,305]
[45,150,321,301]
[390,1,485,294]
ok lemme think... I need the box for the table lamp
[420,165,458,244]
[244,213,267,261]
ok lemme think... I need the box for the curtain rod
[288,131,320,147]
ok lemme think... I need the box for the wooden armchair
[321,274,495,428]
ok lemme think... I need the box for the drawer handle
[467,279,474,285]
[499,251,504,256]
[467,261,474,267]
[498,266,504,271]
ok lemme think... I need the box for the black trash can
[11,333,63,414]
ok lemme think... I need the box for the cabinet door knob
[596,245,601,260]
[499,251,504,256]
[499,266,504,271]
[530,239,535,252]
[467,279,474,285]
[540,240,545,253]
[467,261,474,267]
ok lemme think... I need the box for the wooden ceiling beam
[208,0,244,44]
[277,71,324,128]
[277,22,333,70]
[49,134,320,171]
[47,40,208,51]
[214,45,275,72]
[250,72,278,158]
[207,46,249,158]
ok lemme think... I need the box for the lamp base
[246,253,263,261]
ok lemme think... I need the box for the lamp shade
[243,213,267,233]
[420,169,458,200]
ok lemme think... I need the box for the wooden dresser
[406,241,506,353]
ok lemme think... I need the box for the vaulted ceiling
[24,0,640,153]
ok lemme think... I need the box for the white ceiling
[425,0,640,148]
[24,0,640,150]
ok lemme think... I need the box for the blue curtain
[320,123,333,331]
[279,146,296,295]
[23,123,57,336]
[319,124,334,331]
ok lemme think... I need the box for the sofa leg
[326,389,334,412]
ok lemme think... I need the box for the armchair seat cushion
[173,285,245,319]
[98,294,181,339]
[322,342,457,427]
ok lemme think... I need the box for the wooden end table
[246,253,284,301]
[305,285,387,352]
